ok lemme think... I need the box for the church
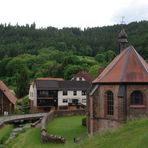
[87,29,148,135]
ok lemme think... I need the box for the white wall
[33,84,37,107]
[29,83,37,107]
[58,90,86,106]
[29,84,34,101]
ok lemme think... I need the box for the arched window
[106,91,114,115]
[131,91,143,105]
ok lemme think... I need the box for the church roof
[93,45,148,83]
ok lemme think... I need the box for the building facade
[87,29,148,135]
[29,77,90,112]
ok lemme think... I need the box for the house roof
[72,71,93,83]
[36,77,64,81]
[59,80,90,91]
[36,79,90,91]
[93,45,148,83]
[36,80,60,90]
[0,80,17,104]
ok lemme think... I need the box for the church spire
[118,28,128,53]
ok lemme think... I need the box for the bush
[82,117,86,127]
[15,96,30,114]
[0,125,13,144]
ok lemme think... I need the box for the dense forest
[0,21,148,97]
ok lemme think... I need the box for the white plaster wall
[29,83,37,107]
[29,84,34,101]
[58,90,86,106]
[33,84,37,107]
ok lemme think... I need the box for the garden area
[2,115,148,148]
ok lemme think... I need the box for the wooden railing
[0,113,46,124]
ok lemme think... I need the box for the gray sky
[0,0,148,28]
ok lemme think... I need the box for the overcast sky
[0,0,148,28]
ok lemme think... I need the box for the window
[82,91,86,95]
[131,91,143,105]
[63,99,68,103]
[38,90,49,97]
[79,77,82,81]
[73,91,77,96]
[82,99,86,103]
[106,91,114,115]
[63,91,67,96]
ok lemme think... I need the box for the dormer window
[79,77,82,81]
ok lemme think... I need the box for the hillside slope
[80,118,148,148]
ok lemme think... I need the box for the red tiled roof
[73,71,93,83]
[97,67,105,76]
[0,80,17,104]
[36,77,64,81]
[93,45,148,83]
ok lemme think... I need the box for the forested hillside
[0,21,148,97]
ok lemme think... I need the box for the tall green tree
[15,66,29,98]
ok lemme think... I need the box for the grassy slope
[6,116,87,148]
[0,125,13,144]
[6,117,148,148]
[80,118,148,148]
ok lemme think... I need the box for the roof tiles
[0,80,17,104]
[93,46,148,83]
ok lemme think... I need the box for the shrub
[0,125,13,144]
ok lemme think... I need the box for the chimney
[118,29,128,53]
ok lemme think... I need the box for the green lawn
[80,118,148,148]
[6,116,87,148]
[0,124,13,144]
[6,116,148,148]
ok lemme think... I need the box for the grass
[0,124,13,144]
[80,118,148,148]
[6,115,87,148]
[47,116,87,147]
[6,117,148,148]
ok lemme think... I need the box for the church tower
[118,29,128,53]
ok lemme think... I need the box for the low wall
[55,109,85,117]
[40,109,85,144]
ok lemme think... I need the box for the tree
[95,53,106,63]
[15,66,29,98]
[105,50,116,63]
[64,65,84,80]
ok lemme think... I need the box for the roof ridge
[93,47,129,83]
[120,48,132,82]
[132,47,148,74]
